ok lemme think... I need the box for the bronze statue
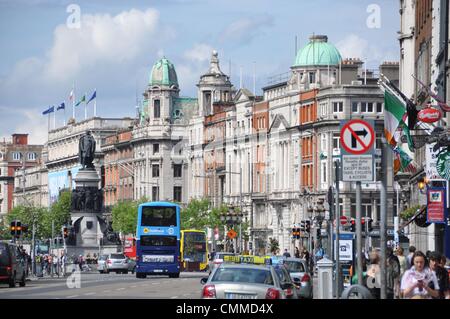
[79,130,96,169]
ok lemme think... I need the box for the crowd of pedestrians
[357,245,449,299]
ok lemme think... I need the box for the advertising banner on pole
[427,187,447,224]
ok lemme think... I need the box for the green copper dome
[293,35,342,67]
[150,57,179,87]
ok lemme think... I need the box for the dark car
[0,242,27,288]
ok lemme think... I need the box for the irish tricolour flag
[384,88,407,147]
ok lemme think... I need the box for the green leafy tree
[269,238,279,255]
[181,199,230,231]
[6,205,50,239]
[111,200,139,236]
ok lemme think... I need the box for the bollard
[317,257,333,299]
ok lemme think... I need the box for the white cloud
[183,43,215,63]
[0,8,175,144]
[218,15,274,46]
[336,34,397,66]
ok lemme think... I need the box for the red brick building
[0,134,43,214]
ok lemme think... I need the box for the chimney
[11,134,28,145]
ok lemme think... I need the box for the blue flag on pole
[87,90,96,105]
[42,106,55,115]
[57,102,65,110]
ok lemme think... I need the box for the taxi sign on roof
[223,255,270,265]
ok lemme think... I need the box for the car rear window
[212,267,274,286]
[99,255,108,261]
[110,254,126,259]
[284,260,305,273]
[0,244,11,266]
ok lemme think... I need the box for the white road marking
[84,292,96,296]
[131,285,137,288]
[116,288,125,291]
[151,282,160,285]
[66,295,79,298]
[170,296,178,299]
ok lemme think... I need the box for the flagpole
[64,106,66,126]
[94,88,97,117]
[72,82,75,120]
[53,109,56,130]
[85,92,87,120]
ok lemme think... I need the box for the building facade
[0,134,43,215]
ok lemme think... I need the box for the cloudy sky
[0,0,400,144]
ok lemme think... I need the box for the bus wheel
[136,273,146,279]
[169,273,180,278]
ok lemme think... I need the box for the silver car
[105,253,129,274]
[97,254,109,274]
[200,263,297,299]
[282,257,313,299]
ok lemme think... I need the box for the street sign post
[340,119,375,290]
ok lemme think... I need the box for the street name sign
[340,120,375,182]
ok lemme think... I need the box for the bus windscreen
[140,235,177,247]
[141,206,176,227]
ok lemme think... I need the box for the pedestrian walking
[53,255,59,277]
[406,246,416,270]
[429,252,449,299]
[294,247,300,258]
[400,251,439,299]
[60,252,66,277]
[395,247,407,298]
[283,249,291,258]
[78,255,84,271]
[386,246,401,299]
[367,250,381,299]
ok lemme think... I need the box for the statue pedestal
[73,168,100,188]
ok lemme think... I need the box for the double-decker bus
[124,236,136,259]
[135,202,181,278]
[180,230,208,271]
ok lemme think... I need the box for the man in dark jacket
[386,247,400,299]
[429,252,449,299]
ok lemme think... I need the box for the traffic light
[63,226,68,238]
[22,224,28,234]
[300,220,306,232]
[368,218,373,232]
[292,228,296,239]
[14,221,22,238]
[350,219,356,232]
[10,221,16,236]
[305,220,311,233]
[295,228,301,239]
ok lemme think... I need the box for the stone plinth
[73,168,100,189]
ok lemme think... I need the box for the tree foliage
[111,197,148,235]
[0,191,73,241]
[180,198,231,230]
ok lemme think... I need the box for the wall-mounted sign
[427,188,446,224]
[417,107,442,123]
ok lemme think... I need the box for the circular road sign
[227,229,237,239]
[340,215,349,226]
[340,119,375,155]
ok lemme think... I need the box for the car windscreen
[141,206,176,227]
[0,244,11,266]
[284,260,305,273]
[110,254,126,259]
[140,235,177,247]
[211,267,274,286]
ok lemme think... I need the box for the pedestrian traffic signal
[300,220,306,232]
[350,219,356,232]
[63,227,68,238]
[305,220,311,233]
